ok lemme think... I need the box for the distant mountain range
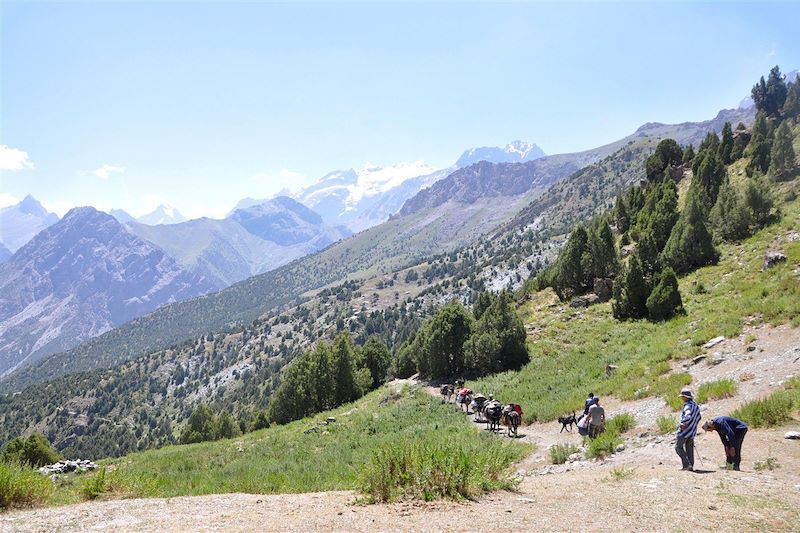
[0,207,216,376]
[127,196,350,288]
[0,195,59,252]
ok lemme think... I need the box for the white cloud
[41,200,75,217]
[0,145,34,171]
[92,164,126,180]
[249,168,309,195]
[0,193,20,209]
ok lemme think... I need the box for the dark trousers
[675,436,695,469]
[728,428,747,470]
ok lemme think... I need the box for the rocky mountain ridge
[0,207,216,376]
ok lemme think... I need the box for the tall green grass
[697,379,738,404]
[473,199,800,423]
[731,378,800,428]
[358,436,523,502]
[0,462,53,509]
[548,443,580,465]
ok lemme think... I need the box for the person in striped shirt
[675,388,701,471]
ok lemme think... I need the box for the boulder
[703,336,725,349]
[38,459,98,475]
[570,294,600,308]
[593,278,613,302]
[763,251,787,269]
[785,431,800,440]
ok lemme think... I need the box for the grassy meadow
[35,386,529,506]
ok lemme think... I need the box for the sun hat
[680,389,693,399]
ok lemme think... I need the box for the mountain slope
[0,195,59,252]
[0,207,216,375]
[0,244,10,264]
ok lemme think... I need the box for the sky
[1,1,799,219]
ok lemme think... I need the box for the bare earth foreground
[3,327,800,532]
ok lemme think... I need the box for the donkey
[501,407,521,438]
[440,384,454,402]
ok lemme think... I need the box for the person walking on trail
[587,397,605,438]
[703,416,748,471]
[675,388,701,471]
[583,392,595,416]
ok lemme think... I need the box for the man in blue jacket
[703,416,749,471]
[675,388,701,471]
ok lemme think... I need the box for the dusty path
[3,327,800,532]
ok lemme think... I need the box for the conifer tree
[682,144,696,165]
[710,178,752,242]
[614,195,630,233]
[590,219,618,279]
[646,139,683,181]
[649,177,679,250]
[746,112,774,176]
[361,335,391,389]
[612,254,649,320]
[552,225,591,300]
[719,122,734,164]
[694,151,727,208]
[765,65,788,117]
[751,75,768,114]
[331,331,359,405]
[661,184,718,275]
[636,229,660,284]
[783,75,800,123]
[646,267,685,321]
[769,121,797,181]
[698,132,720,154]
[744,175,774,228]
[465,291,528,374]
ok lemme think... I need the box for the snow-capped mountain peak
[137,203,187,226]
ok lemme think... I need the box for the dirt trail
[3,327,800,532]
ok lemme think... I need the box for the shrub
[81,467,110,500]
[0,462,53,509]
[697,379,738,403]
[586,431,623,459]
[646,268,685,321]
[549,444,580,465]
[754,457,780,471]
[656,415,676,435]
[606,413,636,434]
[1,433,61,468]
[731,390,796,428]
[358,436,522,502]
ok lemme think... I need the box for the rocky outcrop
[39,459,98,475]
[593,278,613,302]
[763,251,787,269]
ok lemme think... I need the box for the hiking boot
[681,466,694,471]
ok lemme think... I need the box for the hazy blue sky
[1,1,798,218]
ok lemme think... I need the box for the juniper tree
[710,178,752,242]
[682,144,696,165]
[612,254,649,320]
[465,291,528,374]
[614,195,630,233]
[694,150,727,208]
[769,121,797,182]
[590,219,618,279]
[719,122,734,164]
[746,112,773,176]
[661,184,718,275]
[646,267,685,322]
[783,75,800,123]
[552,225,592,300]
[744,175,775,228]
